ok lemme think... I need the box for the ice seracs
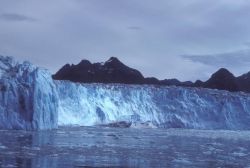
[0,56,58,130]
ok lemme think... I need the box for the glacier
[1,55,250,130]
[56,81,250,130]
[0,56,58,130]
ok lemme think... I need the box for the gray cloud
[0,0,250,81]
[0,13,36,22]
[127,26,142,30]
[182,49,250,76]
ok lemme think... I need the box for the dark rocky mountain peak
[237,71,250,92]
[104,57,128,69]
[238,71,250,80]
[106,57,121,64]
[61,63,71,70]
[203,68,239,92]
[194,80,203,87]
[211,68,234,78]
[53,57,144,84]
[77,59,92,67]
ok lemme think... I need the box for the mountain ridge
[53,57,250,93]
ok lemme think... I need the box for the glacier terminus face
[0,56,58,130]
[1,56,250,130]
[56,81,250,130]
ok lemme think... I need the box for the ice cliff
[56,81,250,130]
[0,56,58,130]
[1,56,250,130]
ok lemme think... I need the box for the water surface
[0,127,250,168]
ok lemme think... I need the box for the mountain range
[53,57,250,93]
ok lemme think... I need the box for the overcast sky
[0,0,250,81]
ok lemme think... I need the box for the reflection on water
[0,127,250,167]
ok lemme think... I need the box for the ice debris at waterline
[1,56,250,130]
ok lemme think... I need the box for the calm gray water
[0,127,250,168]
